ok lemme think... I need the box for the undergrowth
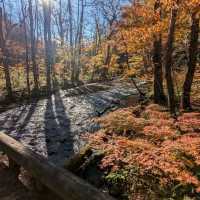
[85,104,200,200]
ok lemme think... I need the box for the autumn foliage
[86,104,200,199]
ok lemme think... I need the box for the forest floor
[0,79,147,166]
[0,75,199,200]
[79,70,200,200]
[0,79,147,200]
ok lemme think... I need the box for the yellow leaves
[124,68,138,78]
[96,107,147,135]
[183,0,200,12]
[160,0,200,13]
[117,0,199,59]
[116,27,153,54]
[117,2,166,56]
[109,55,120,73]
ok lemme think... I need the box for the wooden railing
[0,132,114,200]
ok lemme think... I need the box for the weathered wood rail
[0,132,114,200]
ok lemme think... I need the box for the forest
[0,0,199,200]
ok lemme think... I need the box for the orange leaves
[142,109,171,120]
[159,0,200,15]
[176,112,200,132]
[121,3,155,27]
[131,133,200,191]
[93,136,155,171]
[116,2,160,56]
[115,0,198,64]
[96,107,146,135]
[182,0,200,13]
[86,104,200,195]
[143,124,176,140]
[142,104,177,141]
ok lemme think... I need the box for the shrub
[176,113,200,133]
[86,104,200,199]
[96,107,146,136]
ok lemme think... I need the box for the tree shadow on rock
[17,100,39,134]
[44,79,73,166]
[0,103,36,139]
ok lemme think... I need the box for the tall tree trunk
[182,11,199,109]
[25,40,30,95]
[21,0,30,95]
[43,0,52,93]
[153,35,166,104]
[3,52,13,99]
[68,0,75,83]
[58,0,64,46]
[28,0,39,92]
[24,22,30,95]
[0,7,13,99]
[153,0,166,105]
[94,16,101,52]
[102,44,111,80]
[75,0,84,82]
[164,1,179,114]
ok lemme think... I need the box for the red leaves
[86,104,200,194]
[176,112,200,132]
[143,124,176,140]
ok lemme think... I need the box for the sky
[1,0,130,40]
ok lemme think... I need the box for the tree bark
[0,6,13,99]
[153,35,166,104]
[164,1,179,114]
[43,0,53,93]
[28,0,39,92]
[21,0,30,95]
[58,0,64,46]
[101,44,111,80]
[24,22,31,96]
[3,52,13,99]
[74,0,84,83]
[68,0,75,83]
[182,11,199,109]
[153,0,166,105]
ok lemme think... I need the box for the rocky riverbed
[0,80,146,166]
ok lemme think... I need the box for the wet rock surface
[0,80,146,166]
